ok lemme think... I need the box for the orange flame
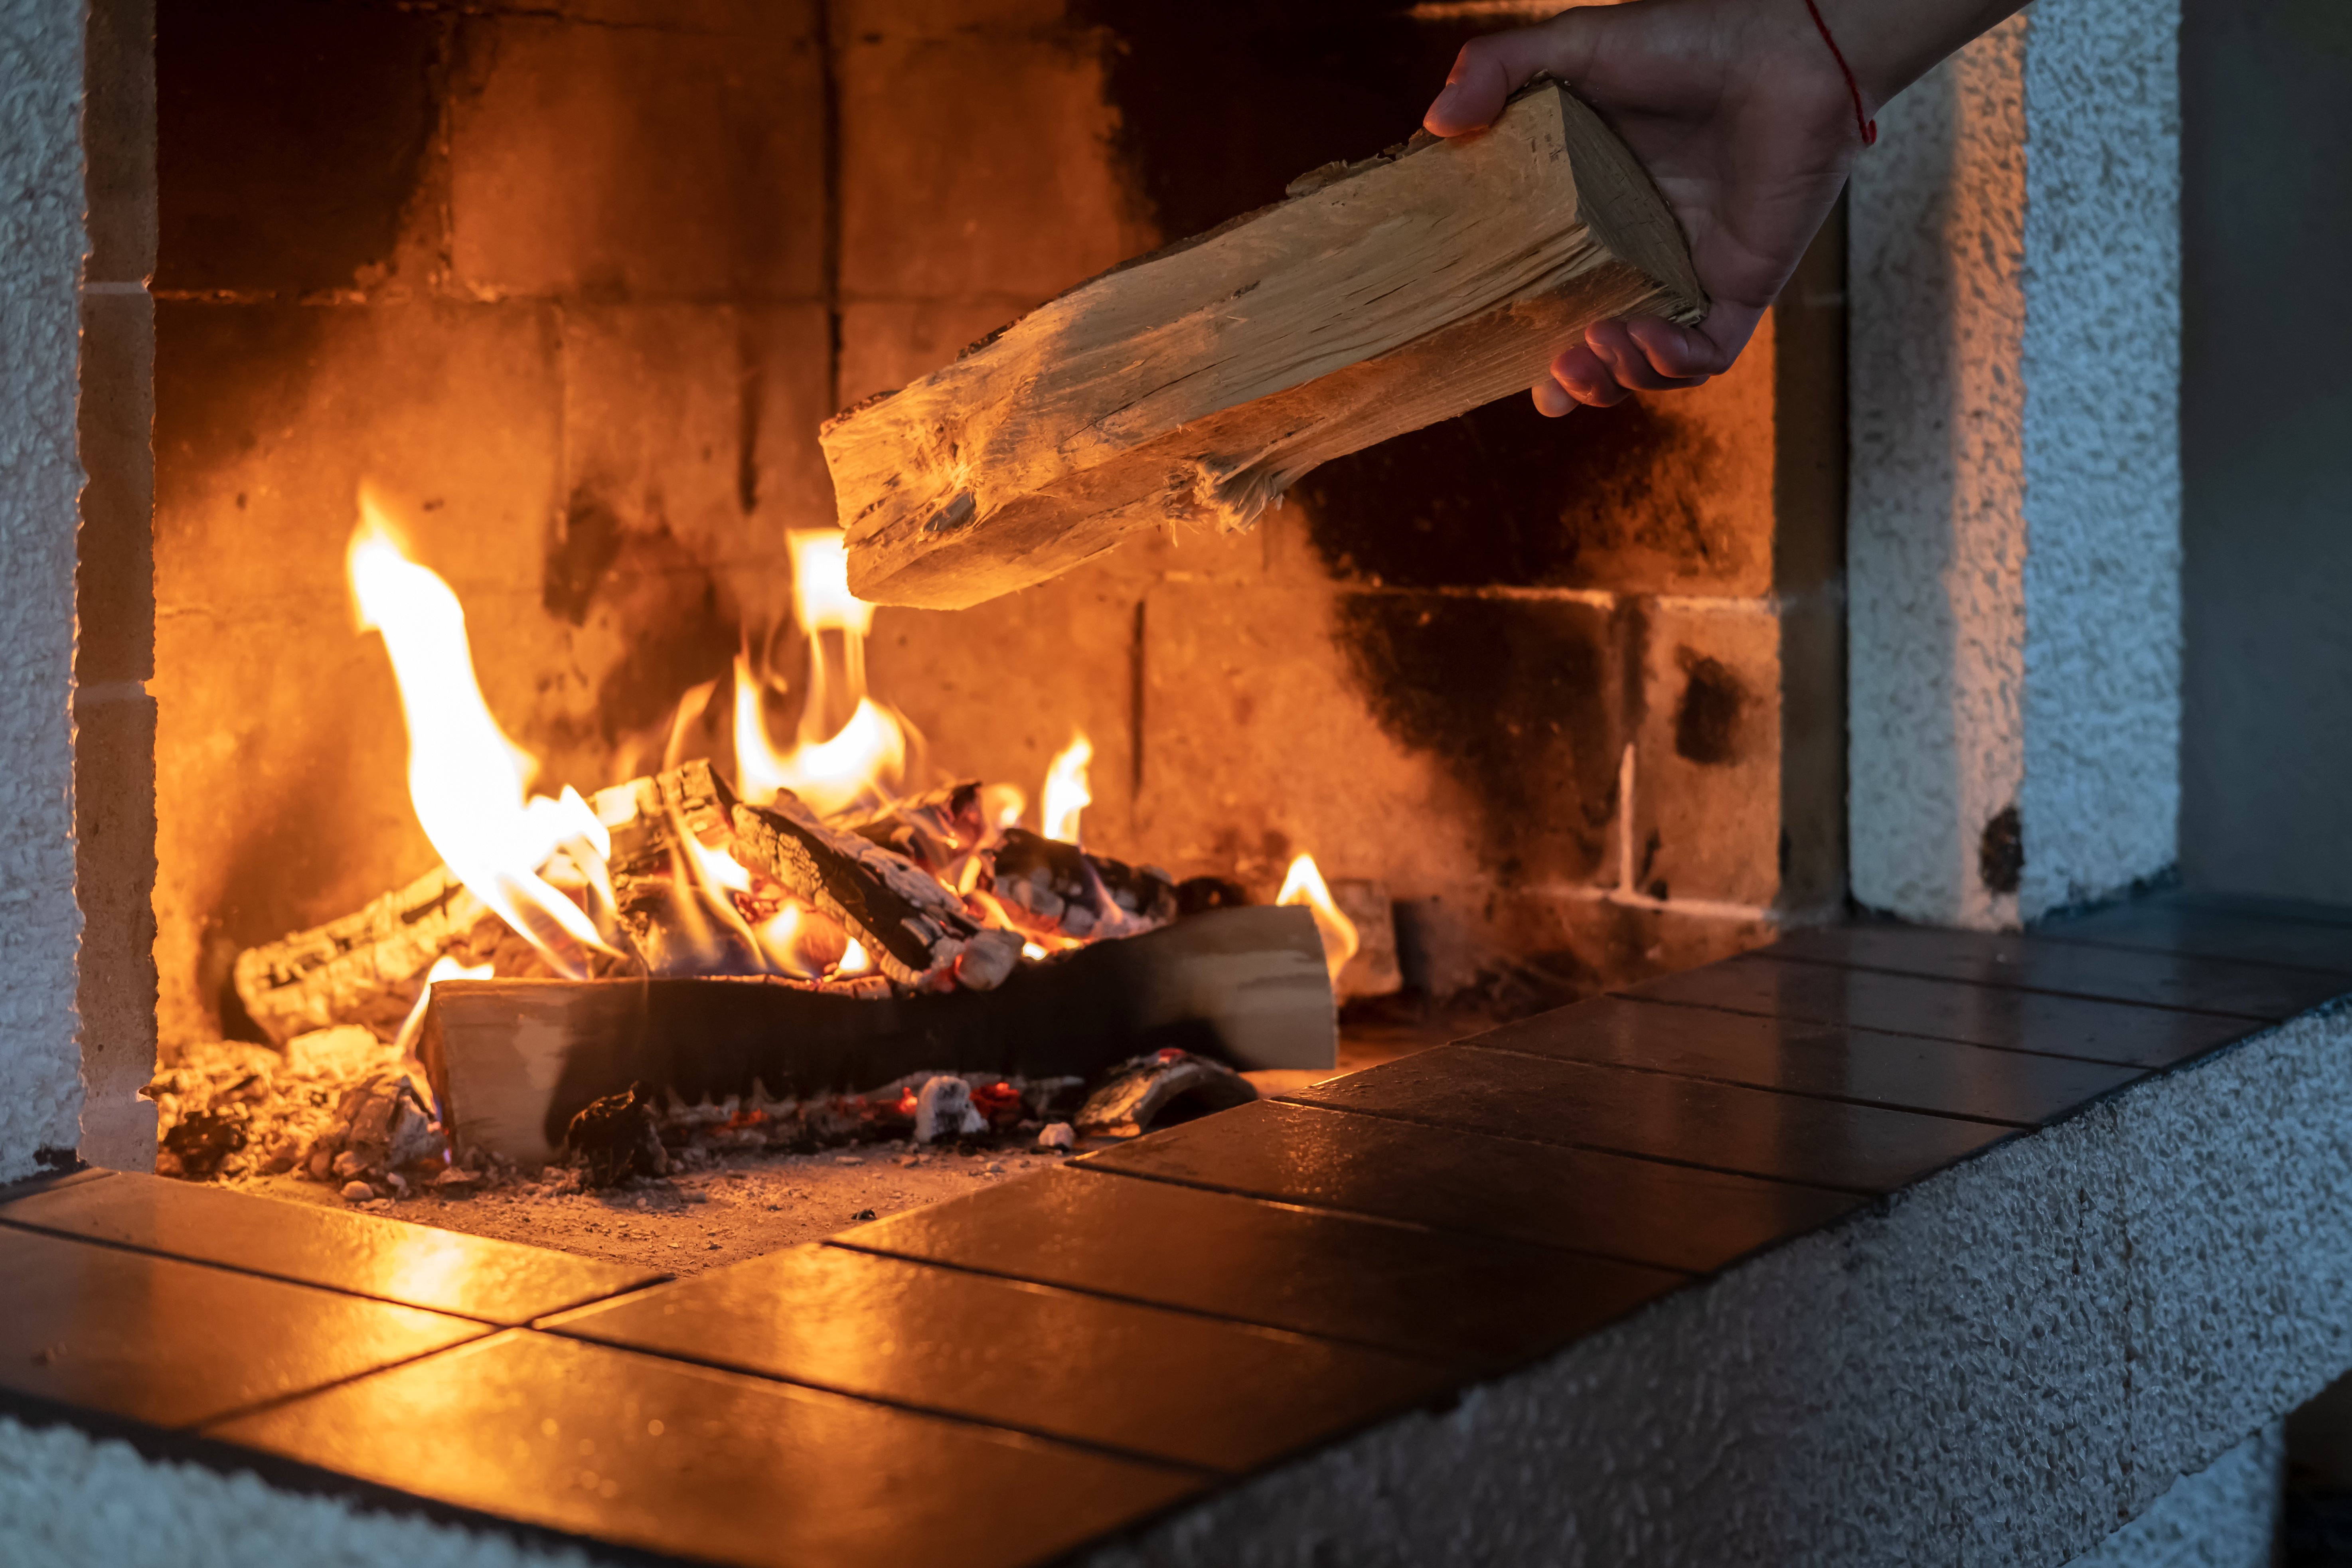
[732,654,908,818]
[1041,733,1092,845]
[348,490,617,977]
[1277,853,1359,984]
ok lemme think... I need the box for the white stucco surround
[0,0,90,1183]
[1849,0,2182,928]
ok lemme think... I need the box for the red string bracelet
[1801,0,1878,147]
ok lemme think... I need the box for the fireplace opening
[142,0,1844,1258]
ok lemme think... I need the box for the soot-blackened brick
[1078,0,1466,243]
[1299,396,1735,592]
[158,0,442,294]
[1334,594,1623,886]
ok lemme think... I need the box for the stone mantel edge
[1083,999,2352,1568]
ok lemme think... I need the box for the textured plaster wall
[0,1416,588,1568]
[1850,0,2181,928]
[2063,1423,2281,1568]
[1081,1000,2352,1567]
[1849,20,2028,930]
[0,0,91,1181]
[2016,0,2182,918]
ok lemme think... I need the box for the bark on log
[827,79,1704,610]
[419,904,1336,1165]
[232,865,495,1045]
[728,787,987,989]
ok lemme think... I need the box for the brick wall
[148,0,1845,1047]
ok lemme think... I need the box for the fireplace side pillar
[1848,0,2182,928]
[75,0,158,1172]
[0,0,92,1181]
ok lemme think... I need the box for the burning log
[232,864,497,1045]
[985,827,1177,942]
[726,782,1012,990]
[417,904,1335,1165]
[827,79,1704,610]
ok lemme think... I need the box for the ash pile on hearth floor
[150,1030,1261,1207]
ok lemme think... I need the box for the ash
[148,1030,1102,1261]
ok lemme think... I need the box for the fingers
[1536,304,1771,411]
[1424,17,1599,136]
[1531,375,1577,418]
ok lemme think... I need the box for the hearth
[133,0,1845,1214]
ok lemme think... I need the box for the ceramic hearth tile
[545,1242,1459,1474]
[1286,1043,2013,1195]
[838,1164,1683,1369]
[1470,994,2147,1128]
[204,1330,1205,1568]
[2039,895,2352,975]
[1082,1099,1865,1275]
[0,1170,660,1325]
[1766,921,2352,1020]
[1622,953,2262,1070]
[0,1225,485,1430]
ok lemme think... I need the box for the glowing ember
[1277,853,1360,983]
[1040,733,1093,845]
[347,490,616,976]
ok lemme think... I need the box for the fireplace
[133,0,1845,1112]
[16,0,2347,1562]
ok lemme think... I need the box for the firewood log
[826,79,1704,610]
[231,865,496,1045]
[727,783,994,990]
[418,904,1336,1165]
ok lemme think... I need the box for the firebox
[141,0,1843,1148]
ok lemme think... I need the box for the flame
[733,654,908,818]
[348,491,616,976]
[390,951,496,1061]
[1277,853,1359,983]
[837,937,873,977]
[1041,733,1092,845]
[788,528,877,639]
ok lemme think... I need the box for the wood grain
[827,80,1704,610]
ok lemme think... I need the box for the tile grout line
[1064,1158,1721,1278]
[1600,988,2267,1072]
[818,1237,1493,1368]
[1753,948,2290,1021]
[1261,1094,1901,1198]
[531,1324,1227,1479]
[1439,1037,2045,1130]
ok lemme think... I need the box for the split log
[417,904,1336,1165]
[727,784,997,989]
[827,79,1705,610]
[232,864,495,1045]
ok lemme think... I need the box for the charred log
[985,827,1177,941]
[419,904,1335,1165]
[232,864,499,1045]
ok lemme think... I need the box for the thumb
[1424,16,1601,137]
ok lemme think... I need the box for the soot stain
[1334,594,1620,885]
[158,0,442,294]
[545,489,629,625]
[1073,0,1465,244]
[1673,651,1748,766]
[1297,396,1723,590]
[1980,805,2024,896]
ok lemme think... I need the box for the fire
[732,532,908,818]
[1041,733,1093,844]
[1277,853,1359,983]
[347,491,616,977]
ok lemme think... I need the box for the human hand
[1424,0,1868,414]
